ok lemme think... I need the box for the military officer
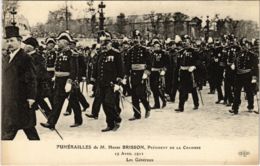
[223,35,239,106]
[40,31,80,129]
[63,40,90,116]
[124,30,152,120]
[212,39,226,104]
[205,37,216,94]
[229,39,259,115]
[150,38,168,109]
[121,37,132,97]
[175,36,200,112]
[44,37,57,93]
[91,32,124,132]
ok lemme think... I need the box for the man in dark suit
[2,26,39,140]
[23,37,52,117]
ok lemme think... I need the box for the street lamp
[98,0,106,31]
[10,7,17,26]
[205,15,210,42]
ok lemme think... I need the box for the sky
[18,1,260,27]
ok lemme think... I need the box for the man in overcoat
[2,26,39,140]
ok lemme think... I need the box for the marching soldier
[85,44,103,119]
[63,40,90,116]
[229,39,259,115]
[167,35,183,102]
[125,30,152,120]
[205,37,216,94]
[44,37,57,92]
[223,35,239,106]
[91,32,124,132]
[121,37,132,97]
[2,26,39,140]
[175,36,200,112]
[212,39,226,104]
[40,31,81,129]
[23,37,52,116]
[150,38,168,109]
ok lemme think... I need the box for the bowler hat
[23,37,39,48]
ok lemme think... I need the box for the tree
[172,12,189,35]
[172,12,189,22]
[116,13,127,35]
[162,13,172,38]
[147,11,163,36]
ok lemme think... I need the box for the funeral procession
[1,1,259,140]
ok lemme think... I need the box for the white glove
[51,77,55,82]
[231,64,235,70]
[188,66,196,72]
[121,78,127,85]
[87,84,94,96]
[27,99,35,109]
[142,73,148,79]
[114,84,120,92]
[82,77,86,81]
[160,70,166,76]
[214,58,219,62]
[87,84,93,90]
[65,83,72,93]
[252,77,257,83]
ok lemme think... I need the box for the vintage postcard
[1,0,259,165]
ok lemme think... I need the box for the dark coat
[31,51,51,98]
[2,49,37,131]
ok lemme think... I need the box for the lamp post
[98,1,106,31]
[10,7,17,26]
[205,15,210,42]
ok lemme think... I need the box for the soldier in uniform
[223,35,239,106]
[167,36,183,102]
[150,39,168,109]
[2,26,39,140]
[91,32,124,132]
[175,36,200,112]
[229,39,259,115]
[23,37,52,116]
[63,40,89,116]
[121,37,132,97]
[44,37,57,93]
[85,44,103,120]
[205,37,216,94]
[124,30,152,120]
[212,39,226,104]
[40,31,81,129]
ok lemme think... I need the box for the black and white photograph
[1,0,259,165]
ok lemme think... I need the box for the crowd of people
[2,25,259,140]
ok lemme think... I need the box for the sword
[254,92,260,114]
[118,90,141,115]
[191,72,204,105]
[38,106,64,140]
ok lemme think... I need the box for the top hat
[5,26,22,39]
